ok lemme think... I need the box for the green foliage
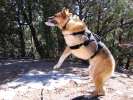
[0,0,132,69]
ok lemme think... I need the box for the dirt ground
[0,59,133,100]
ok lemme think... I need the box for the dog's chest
[63,32,92,60]
[71,45,93,60]
[64,36,82,46]
[63,33,87,46]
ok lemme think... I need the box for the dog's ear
[61,8,71,18]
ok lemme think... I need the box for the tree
[0,0,132,70]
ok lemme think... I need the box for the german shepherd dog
[45,8,115,96]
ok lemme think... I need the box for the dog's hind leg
[92,74,105,96]
[53,46,71,69]
[92,66,114,96]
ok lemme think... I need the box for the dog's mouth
[45,17,57,27]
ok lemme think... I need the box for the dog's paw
[53,64,61,70]
[91,90,105,96]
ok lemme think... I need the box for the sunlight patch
[0,89,15,100]
[4,70,88,90]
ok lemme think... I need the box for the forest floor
[0,59,133,100]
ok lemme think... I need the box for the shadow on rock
[72,95,100,100]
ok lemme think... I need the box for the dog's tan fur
[45,8,115,96]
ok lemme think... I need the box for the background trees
[0,0,132,69]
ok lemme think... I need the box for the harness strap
[69,40,103,59]
[89,44,103,59]
[71,30,85,35]
[69,39,95,49]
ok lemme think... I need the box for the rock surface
[0,59,133,100]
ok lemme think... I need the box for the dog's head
[45,8,72,29]
[45,8,86,33]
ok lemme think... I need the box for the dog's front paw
[53,64,61,70]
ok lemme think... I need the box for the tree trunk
[18,26,26,57]
[29,23,45,59]
[125,58,130,70]
[22,10,45,58]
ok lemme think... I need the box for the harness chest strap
[69,39,95,49]
[71,30,85,35]
[69,40,103,59]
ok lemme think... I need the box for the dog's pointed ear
[61,8,71,17]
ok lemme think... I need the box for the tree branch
[101,18,133,35]
[119,43,133,48]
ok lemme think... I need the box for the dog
[45,8,115,96]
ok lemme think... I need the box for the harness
[68,31,103,59]
[62,18,103,59]
[69,39,95,49]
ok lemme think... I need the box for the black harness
[62,18,103,59]
[69,31,103,59]
[71,30,85,35]
[69,39,95,49]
